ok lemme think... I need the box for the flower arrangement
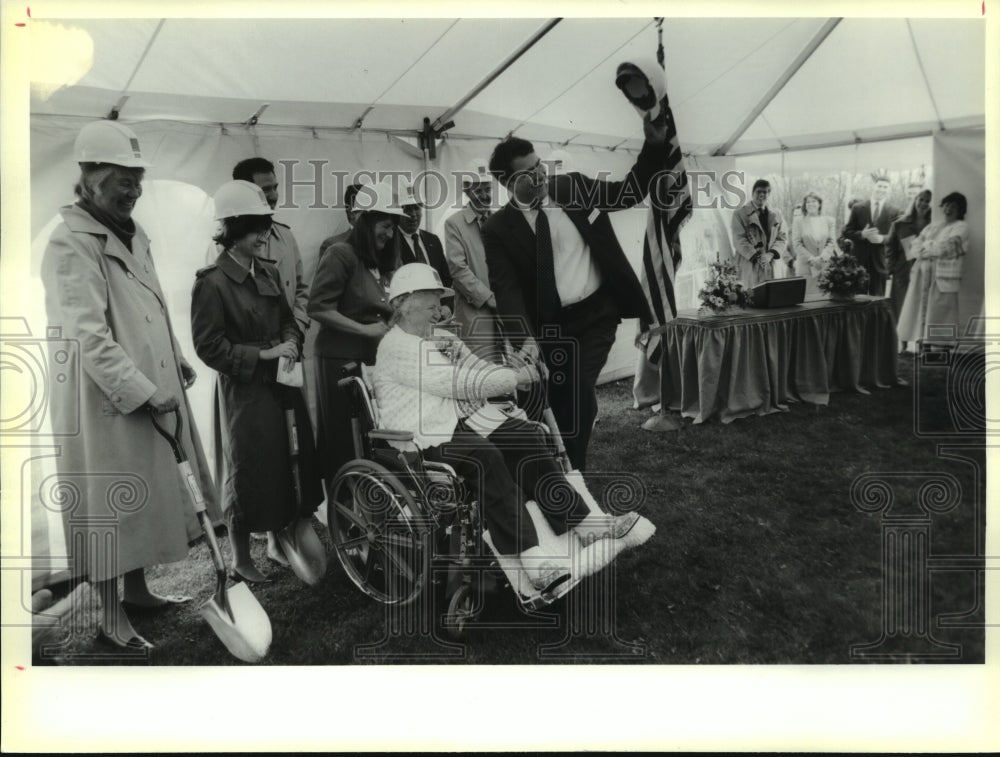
[698,262,753,313]
[816,252,870,298]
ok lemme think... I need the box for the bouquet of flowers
[816,252,870,297]
[698,262,753,313]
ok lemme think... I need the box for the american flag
[637,87,691,363]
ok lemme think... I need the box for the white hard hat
[213,180,275,220]
[352,179,408,218]
[462,162,492,188]
[396,177,422,207]
[388,263,454,302]
[74,120,153,168]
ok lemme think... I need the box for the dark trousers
[425,417,592,555]
[539,289,619,472]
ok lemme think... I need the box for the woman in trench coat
[40,120,220,651]
[191,180,323,583]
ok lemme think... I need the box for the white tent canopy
[30,16,984,155]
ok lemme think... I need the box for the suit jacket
[840,199,899,276]
[444,207,497,350]
[482,139,666,347]
[395,228,452,288]
[730,203,788,288]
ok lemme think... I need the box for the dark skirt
[218,376,323,533]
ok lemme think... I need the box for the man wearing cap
[482,115,669,472]
[443,165,498,359]
[840,174,899,296]
[395,176,453,291]
[232,158,310,334]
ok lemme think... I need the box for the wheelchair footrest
[481,493,656,610]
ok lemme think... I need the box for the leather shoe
[228,568,272,585]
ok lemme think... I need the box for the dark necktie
[872,202,881,225]
[411,233,427,265]
[534,208,561,322]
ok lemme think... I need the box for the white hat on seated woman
[388,262,454,303]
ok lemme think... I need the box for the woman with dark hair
[307,180,407,487]
[897,192,969,351]
[884,189,932,348]
[791,191,838,295]
[191,180,322,583]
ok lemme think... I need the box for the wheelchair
[326,362,584,638]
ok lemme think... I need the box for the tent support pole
[905,19,946,132]
[430,18,562,133]
[116,19,165,106]
[712,18,841,157]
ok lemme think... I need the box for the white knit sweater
[374,326,518,449]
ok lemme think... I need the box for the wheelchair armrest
[368,429,415,442]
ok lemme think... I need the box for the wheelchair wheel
[445,583,478,640]
[328,459,431,606]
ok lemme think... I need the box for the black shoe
[228,568,272,585]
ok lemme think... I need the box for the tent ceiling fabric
[30,16,984,156]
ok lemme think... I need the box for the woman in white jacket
[791,192,838,295]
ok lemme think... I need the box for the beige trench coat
[41,204,220,581]
[730,203,788,288]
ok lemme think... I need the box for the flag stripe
[638,93,691,353]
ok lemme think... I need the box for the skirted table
[659,295,898,424]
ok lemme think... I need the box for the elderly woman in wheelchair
[362,263,651,598]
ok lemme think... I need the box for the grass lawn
[33,352,985,666]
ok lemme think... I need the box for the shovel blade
[199,582,272,663]
[278,519,327,587]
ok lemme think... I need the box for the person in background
[896,192,969,352]
[444,163,500,360]
[41,120,219,650]
[307,180,405,490]
[840,174,898,296]
[395,177,452,290]
[884,188,932,351]
[231,157,310,567]
[319,181,364,260]
[785,202,804,277]
[232,158,309,335]
[191,180,322,583]
[731,179,788,288]
[791,191,838,296]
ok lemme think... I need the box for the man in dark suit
[482,118,668,471]
[394,177,452,287]
[840,175,898,296]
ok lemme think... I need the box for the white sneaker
[573,511,641,547]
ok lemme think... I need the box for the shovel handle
[149,407,184,462]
